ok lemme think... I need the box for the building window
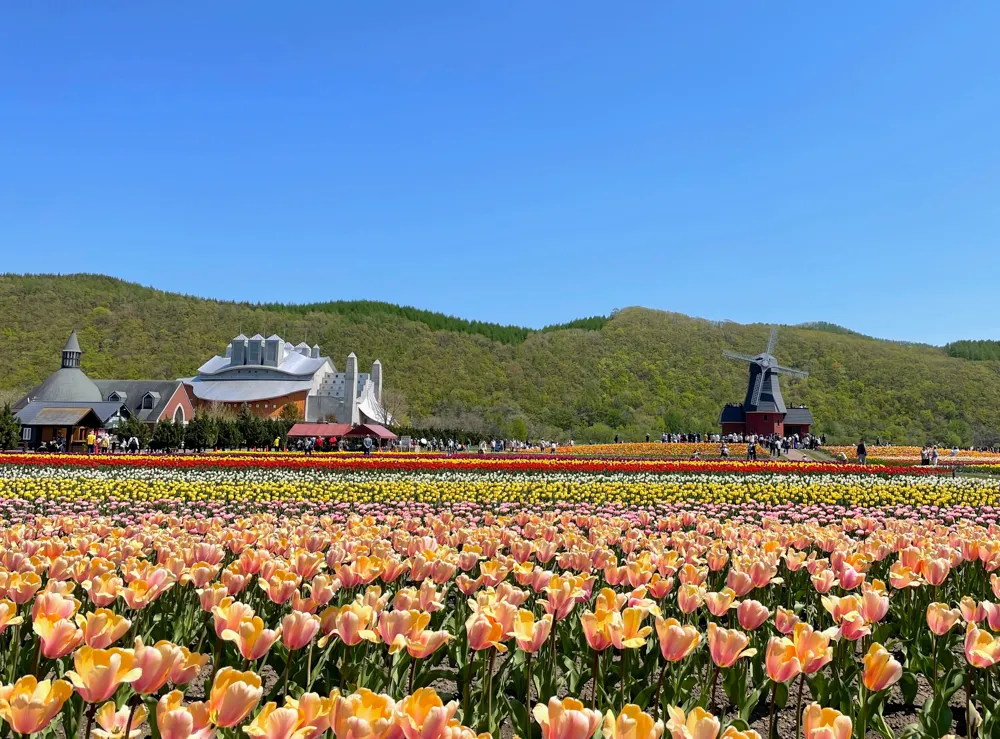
[21,427,31,441]
[142,395,154,410]
[109,392,121,401]
[173,406,185,424]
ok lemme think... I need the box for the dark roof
[16,401,124,426]
[344,423,398,440]
[719,405,746,424]
[288,423,352,438]
[93,380,182,422]
[784,407,814,425]
[63,330,82,353]
[743,365,786,414]
[20,368,103,405]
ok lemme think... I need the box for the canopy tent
[287,423,352,438]
[344,423,398,440]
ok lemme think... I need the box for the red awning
[344,423,398,440]
[287,423,352,438]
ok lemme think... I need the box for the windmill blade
[766,327,778,355]
[723,351,757,363]
[750,373,764,406]
[774,365,809,379]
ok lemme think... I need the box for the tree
[376,388,408,428]
[279,403,301,423]
[150,420,178,451]
[237,405,267,449]
[217,419,243,450]
[0,404,20,450]
[115,416,150,449]
[185,413,219,452]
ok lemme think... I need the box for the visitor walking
[363,435,374,456]
[856,438,867,465]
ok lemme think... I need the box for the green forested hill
[2,274,998,446]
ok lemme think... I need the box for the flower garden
[0,453,998,739]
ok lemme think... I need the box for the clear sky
[3,3,998,345]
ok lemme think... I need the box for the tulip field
[0,454,999,739]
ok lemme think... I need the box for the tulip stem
[654,660,668,721]
[967,669,973,739]
[306,642,314,688]
[620,650,628,709]
[709,665,720,714]
[281,654,292,697]
[526,650,534,739]
[795,673,805,739]
[768,680,778,739]
[593,650,601,711]
[408,654,417,695]
[83,702,97,739]
[931,636,938,696]
[123,695,141,739]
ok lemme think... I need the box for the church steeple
[61,330,82,369]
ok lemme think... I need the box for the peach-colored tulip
[332,688,397,739]
[720,728,761,739]
[282,611,321,651]
[465,612,507,652]
[927,603,963,636]
[654,617,700,662]
[243,702,307,739]
[706,623,756,668]
[603,704,664,739]
[131,638,184,694]
[32,614,83,659]
[0,676,73,734]
[725,570,753,597]
[208,668,263,727]
[862,643,902,691]
[396,687,459,739]
[704,589,736,618]
[222,615,282,661]
[859,581,889,623]
[197,584,230,612]
[736,600,769,631]
[512,610,552,653]
[664,705,719,739]
[4,572,41,604]
[65,646,142,703]
[581,608,617,652]
[258,570,302,605]
[533,697,602,739]
[212,597,256,639]
[94,700,148,739]
[765,637,802,683]
[923,558,951,587]
[285,692,335,739]
[960,596,987,624]
[802,704,851,739]
[676,585,705,615]
[965,623,1000,668]
[611,607,652,650]
[404,629,452,659]
[774,607,799,635]
[838,612,871,642]
[76,609,132,649]
[792,623,833,675]
[170,647,210,686]
[319,604,378,647]
[0,600,22,635]
[542,576,585,621]
[157,690,213,739]
[810,570,838,595]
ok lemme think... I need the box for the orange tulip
[802,704,851,739]
[765,636,802,683]
[792,623,834,675]
[285,692,336,739]
[396,687,459,739]
[0,600,23,635]
[157,690,213,739]
[94,700,148,739]
[259,570,303,605]
[4,572,41,604]
[0,676,73,734]
[862,643,902,691]
[208,667,263,727]
[654,617,700,662]
[465,611,507,652]
[581,608,617,652]
[65,646,142,703]
[533,697,602,739]
[706,623,756,668]
[82,573,124,607]
[664,705,719,739]
[76,609,132,649]
[927,603,963,635]
[720,728,762,739]
[332,688,398,739]
[603,704,664,739]
[542,576,585,621]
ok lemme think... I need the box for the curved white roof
[184,379,314,402]
[197,351,330,377]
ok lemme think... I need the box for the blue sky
[2,3,998,345]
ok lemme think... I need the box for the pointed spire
[63,330,81,354]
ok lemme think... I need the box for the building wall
[721,422,746,436]
[188,390,309,419]
[159,384,196,424]
[744,412,784,437]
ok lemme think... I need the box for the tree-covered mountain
[2,273,998,446]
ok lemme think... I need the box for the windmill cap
[63,330,82,353]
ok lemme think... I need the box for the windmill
[719,328,813,437]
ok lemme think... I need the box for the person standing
[856,438,867,465]
[86,430,96,455]
[363,435,373,456]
